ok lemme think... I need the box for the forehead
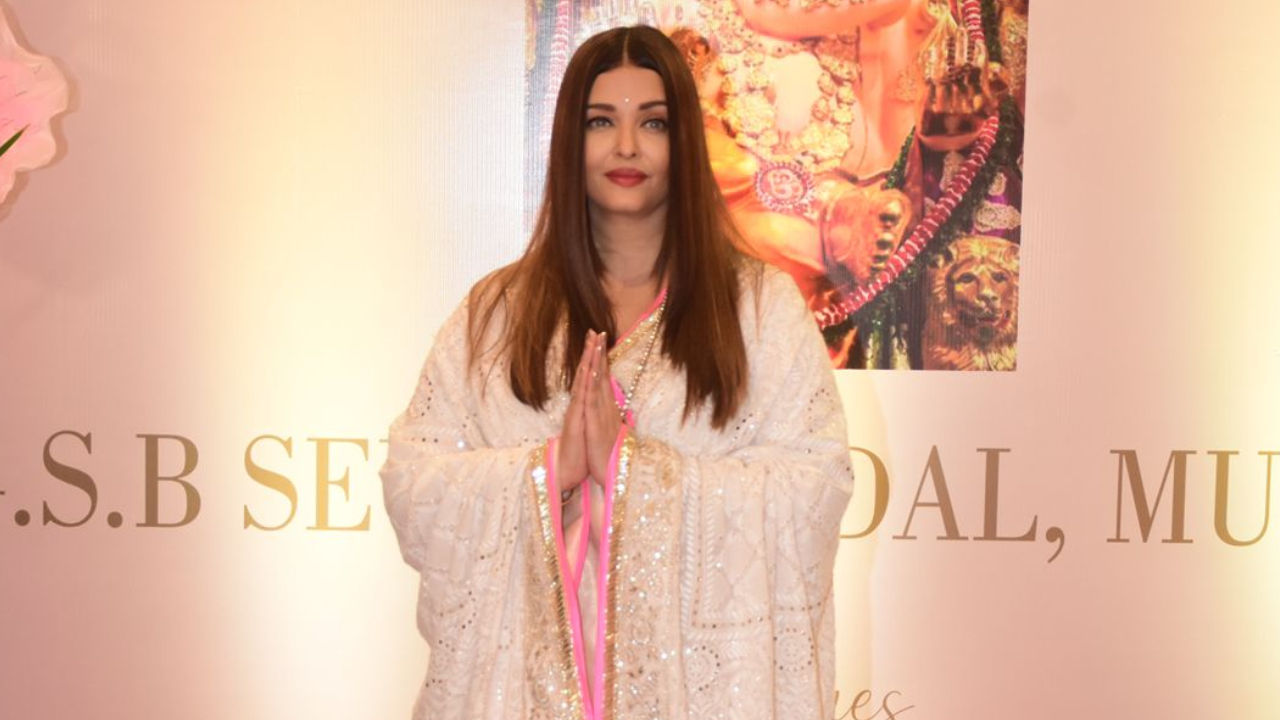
[587,65,666,104]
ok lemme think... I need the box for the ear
[1004,242,1021,271]
[929,245,954,268]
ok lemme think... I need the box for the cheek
[652,153,671,192]
[646,136,670,176]
[582,139,606,170]
[584,130,621,165]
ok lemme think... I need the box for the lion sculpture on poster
[922,235,1019,371]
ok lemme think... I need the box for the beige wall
[1,1,1278,718]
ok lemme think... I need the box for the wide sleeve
[382,302,604,720]
[379,302,545,576]
[607,271,854,720]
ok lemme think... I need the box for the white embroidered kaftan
[380,266,853,720]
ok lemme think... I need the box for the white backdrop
[2,1,1279,718]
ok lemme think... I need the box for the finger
[594,334,614,414]
[588,333,601,391]
[595,333,611,407]
[576,330,594,384]
[588,331,601,383]
[586,346,612,466]
[596,333,612,397]
[569,331,594,408]
[583,335,598,410]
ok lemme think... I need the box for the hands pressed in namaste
[558,329,625,548]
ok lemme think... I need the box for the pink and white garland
[0,6,68,207]
[814,0,995,330]
[960,0,986,46]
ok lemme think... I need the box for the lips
[605,168,648,187]
[972,310,1008,325]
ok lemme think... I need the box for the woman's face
[582,65,670,225]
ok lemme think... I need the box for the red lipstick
[605,168,648,187]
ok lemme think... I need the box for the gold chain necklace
[618,298,666,420]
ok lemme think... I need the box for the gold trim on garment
[603,432,637,720]
[528,443,588,720]
[608,305,664,363]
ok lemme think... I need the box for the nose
[615,123,637,158]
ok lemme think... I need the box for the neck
[590,209,666,291]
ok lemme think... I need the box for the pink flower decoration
[0,7,69,205]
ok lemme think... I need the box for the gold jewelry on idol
[916,3,993,151]
[997,2,1028,108]
[894,66,922,102]
[753,0,876,9]
[701,0,868,216]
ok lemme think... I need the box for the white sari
[380,265,853,720]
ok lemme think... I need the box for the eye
[642,116,668,131]
[991,272,1007,283]
[955,272,977,285]
[585,115,612,129]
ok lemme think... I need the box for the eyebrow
[585,100,668,112]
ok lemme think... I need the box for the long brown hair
[469,25,749,428]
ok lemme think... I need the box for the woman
[380,25,853,720]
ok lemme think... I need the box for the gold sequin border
[603,431,637,720]
[608,307,663,362]
[528,443,588,720]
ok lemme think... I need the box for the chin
[588,195,667,221]
[603,202,657,217]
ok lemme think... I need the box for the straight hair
[469,25,749,429]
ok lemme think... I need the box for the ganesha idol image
[660,0,1027,369]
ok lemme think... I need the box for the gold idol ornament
[701,0,869,216]
[916,2,994,152]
